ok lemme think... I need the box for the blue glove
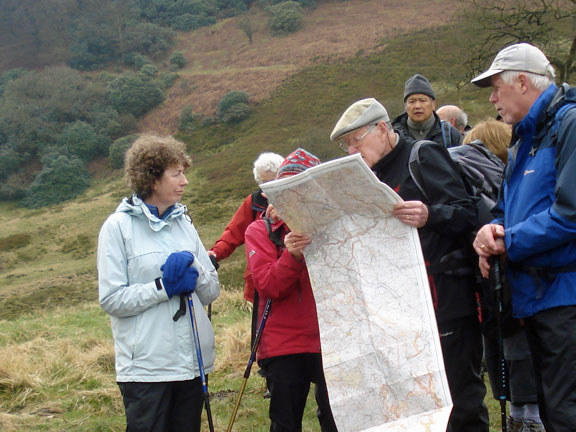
[163,266,199,299]
[161,251,195,282]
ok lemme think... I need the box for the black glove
[209,254,220,270]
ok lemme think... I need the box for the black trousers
[524,306,576,431]
[118,378,204,432]
[438,316,489,432]
[259,353,338,432]
[483,328,539,404]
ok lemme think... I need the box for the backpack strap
[549,102,576,147]
[264,217,285,254]
[440,120,452,148]
[408,140,430,201]
[251,190,268,220]
[252,217,283,345]
[531,84,576,156]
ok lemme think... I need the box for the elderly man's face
[344,123,389,168]
[489,74,528,125]
[405,94,436,124]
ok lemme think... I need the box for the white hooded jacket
[97,195,219,382]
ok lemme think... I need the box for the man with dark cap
[472,42,576,432]
[330,98,488,432]
[393,74,462,148]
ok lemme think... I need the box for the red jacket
[245,218,322,360]
[210,192,266,302]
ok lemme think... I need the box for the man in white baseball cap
[472,43,576,431]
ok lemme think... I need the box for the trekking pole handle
[492,256,502,292]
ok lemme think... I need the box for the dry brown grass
[0,304,123,430]
[139,0,462,133]
[0,290,257,431]
[213,289,253,375]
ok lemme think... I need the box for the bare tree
[466,0,576,82]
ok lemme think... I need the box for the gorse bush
[179,105,200,132]
[69,17,175,71]
[170,52,187,69]
[108,135,138,169]
[107,72,165,117]
[21,155,90,208]
[217,91,251,123]
[57,121,108,162]
[268,1,304,36]
[0,61,179,207]
[171,14,217,31]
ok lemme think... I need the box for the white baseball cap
[471,43,555,88]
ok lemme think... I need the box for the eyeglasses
[338,124,377,152]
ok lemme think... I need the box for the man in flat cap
[472,43,576,431]
[392,74,462,148]
[331,98,489,432]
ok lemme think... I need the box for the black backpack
[408,140,505,230]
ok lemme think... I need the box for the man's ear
[517,73,529,93]
[376,121,388,134]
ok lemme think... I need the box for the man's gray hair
[500,70,556,91]
[454,111,468,131]
[438,105,468,131]
[253,152,285,183]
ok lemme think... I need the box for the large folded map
[261,153,452,431]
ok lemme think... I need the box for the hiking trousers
[439,315,489,432]
[259,353,338,432]
[524,305,576,431]
[118,378,203,432]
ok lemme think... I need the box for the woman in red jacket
[245,149,338,432]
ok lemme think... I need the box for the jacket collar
[516,84,558,140]
[117,194,188,231]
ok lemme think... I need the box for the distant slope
[139,0,463,133]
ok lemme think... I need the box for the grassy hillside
[139,0,465,132]
[0,3,505,430]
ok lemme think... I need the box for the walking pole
[187,294,215,432]
[226,298,272,432]
[490,255,507,432]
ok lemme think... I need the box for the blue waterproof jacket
[495,84,576,318]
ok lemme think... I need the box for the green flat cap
[330,98,390,141]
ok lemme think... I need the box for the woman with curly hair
[97,134,219,432]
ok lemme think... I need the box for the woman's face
[148,164,189,209]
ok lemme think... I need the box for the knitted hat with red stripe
[277,148,321,179]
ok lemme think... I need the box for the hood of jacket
[117,194,188,232]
